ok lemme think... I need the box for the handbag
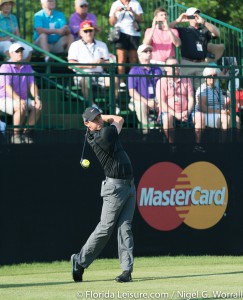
[108,10,127,43]
[108,26,121,43]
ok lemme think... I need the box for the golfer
[71,107,136,283]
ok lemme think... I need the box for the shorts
[159,112,193,128]
[0,98,35,115]
[115,32,140,51]
[74,73,108,87]
[34,36,67,53]
[204,113,221,128]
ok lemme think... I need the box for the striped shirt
[195,82,225,112]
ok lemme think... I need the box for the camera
[121,7,127,11]
[156,21,163,30]
[187,15,195,19]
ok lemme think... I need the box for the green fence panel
[0,62,242,131]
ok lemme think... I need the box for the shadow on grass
[1,270,243,287]
[0,281,73,289]
[132,270,243,282]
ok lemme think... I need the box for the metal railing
[0,62,242,131]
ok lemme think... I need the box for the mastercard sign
[137,162,228,231]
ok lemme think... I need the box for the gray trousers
[77,177,136,272]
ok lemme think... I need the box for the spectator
[0,0,33,61]
[33,0,74,62]
[128,44,162,128]
[143,7,181,64]
[69,0,101,41]
[0,43,42,144]
[68,20,119,112]
[170,7,221,88]
[156,56,196,148]
[109,0,143,88]
[194,67,240,130]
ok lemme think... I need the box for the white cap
[186,7,200,16]
[137,44,153,55]
[9,43,24,53]
[203,67,217,76]
[75,0,88,6]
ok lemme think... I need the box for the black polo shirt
[177,26,212,60]
[87,125,133,179]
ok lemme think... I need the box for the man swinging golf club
[71,106,136,283]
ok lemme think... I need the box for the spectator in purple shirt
[0,43,42,143]
[128,44,163,128]
[69,0,101,41]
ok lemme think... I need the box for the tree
[182,0,243,30]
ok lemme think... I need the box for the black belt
[106,177,134,185]
[183,57,205,62]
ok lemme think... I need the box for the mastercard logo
[137,162,228,231]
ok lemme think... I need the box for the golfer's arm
[101,114,124,134]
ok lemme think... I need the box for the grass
[0,256,243,300]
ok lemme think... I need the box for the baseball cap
[9,43,24,53]
[137,44,153,55]
[203,67,217,76]
[80,20,94,30]
[0,0,15,6]
[83,107,101,122]
[186,7,200,16]
[75,0,88,6]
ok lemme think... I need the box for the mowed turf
[0,256,243,300]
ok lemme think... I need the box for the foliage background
[181,0,243,29]
[14,0,242,43]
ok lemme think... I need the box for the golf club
[80,129,89,168]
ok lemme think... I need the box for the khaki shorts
[74,73,109,87]
[34,36,67,53]
[0,98,35,115]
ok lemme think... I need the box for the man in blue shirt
[33,0,74,61]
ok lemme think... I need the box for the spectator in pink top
[156,56,194,145]
[143,7,181,64]
[69,0,101,40]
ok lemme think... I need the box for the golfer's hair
[154,7,167,17]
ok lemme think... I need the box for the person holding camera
[170,7,221,88]
[143,7,181,65]
[109,0,143,88]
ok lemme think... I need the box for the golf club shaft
[80,129,88,161]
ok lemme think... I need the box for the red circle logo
[137,162,228,231]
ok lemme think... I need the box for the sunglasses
[143,50,152,53]
[15,49,23,53]
[83,29,94,33]
[80,4,88,8]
